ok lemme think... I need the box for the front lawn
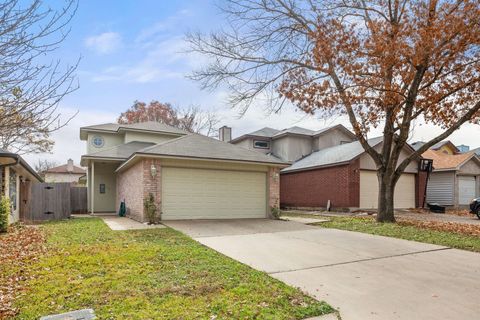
[308,215,480,252]
[11,218,333,319]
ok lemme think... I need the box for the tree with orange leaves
[118,101,220,137]
[188,0,480,222]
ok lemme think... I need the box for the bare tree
[118,101,221,137]
[187,0,480,222]
[34,159,59,177]
[0,0,79,155]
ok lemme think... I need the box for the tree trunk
[376,173,396,223]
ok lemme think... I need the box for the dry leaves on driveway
[0,225,46,318]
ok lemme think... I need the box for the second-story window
[92,135,105,148]
[253,140,270,149]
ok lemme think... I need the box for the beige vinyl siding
[458,176,476,205]
[162,167,267,220]
[271,135,312,162]
[86,132,124,154]
[91,162,118,212]
[426,172,455,206]
[313,129,354,151]
[359,170,415,209]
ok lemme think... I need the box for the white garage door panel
[360,171,415,209]
[162,167,267,220]
[458,176,476,205]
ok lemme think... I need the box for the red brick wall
[280,160,360,208]
[416,171,428,208]
[116,160,144,222]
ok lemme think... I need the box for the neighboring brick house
[280,137,424,210]
[228,126,425,210]
[80,122,286,222]
[43,159,86,185]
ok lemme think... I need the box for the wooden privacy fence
[23,183,88,222]
[71,187,88,214]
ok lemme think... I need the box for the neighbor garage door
[360,170,416,209]
[162,167,267,220]
[458,176,476,205]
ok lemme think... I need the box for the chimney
[67,159,74,172]
[219,126,232,142]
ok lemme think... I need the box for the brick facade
[142,159,162,221]
[117,159,163,222]
[280,160,360,209]
[281,159,425,210]
[268,167,280,216]
[116,160,144,222]
[117,158,279,220]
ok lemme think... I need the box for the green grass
[307,216,480,252]
[14,218,333,319]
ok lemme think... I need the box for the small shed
[423,150,480,207]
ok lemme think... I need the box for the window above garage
[253,140,270,149]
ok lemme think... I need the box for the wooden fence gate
[24,183,87,222]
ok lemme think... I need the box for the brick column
[142,159,162,221]
[416,171,428,208]
[268,167,280,217]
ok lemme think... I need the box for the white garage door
[162,167,267,220]
[360,171,416,209]
[458,176,476,205]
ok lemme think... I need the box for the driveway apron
[164,219,480,320]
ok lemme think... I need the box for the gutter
[116,152,289,173]
[0,152,43,182]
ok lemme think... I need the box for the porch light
[150,164,157,178]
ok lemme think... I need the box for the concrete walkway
[100,216,165,231]
[164,219,480,320]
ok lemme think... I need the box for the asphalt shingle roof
[85,141,156,159]
[81,121,187,136]
[282,137,383,173]
[471,147,480,156]
[422,149,477,170]
[45,164,85,174]
[137,134,287,165]
[245,127,280,138]
[273,126,316,137]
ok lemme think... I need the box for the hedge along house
[280,137,426,210]
[423,149,480,208]
[0,149,43,223]
[80,122,287,221]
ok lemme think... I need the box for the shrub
[0,196,11,233]
[143,193,158,224]
[270,206,281,220]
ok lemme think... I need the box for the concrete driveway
[164,219,480,320]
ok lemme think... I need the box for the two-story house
[229,124,356,163]
[80,122,287,222]
[228,125,425,210]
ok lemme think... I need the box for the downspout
[91,161,95,215]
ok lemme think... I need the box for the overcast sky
[22,0,480,166]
